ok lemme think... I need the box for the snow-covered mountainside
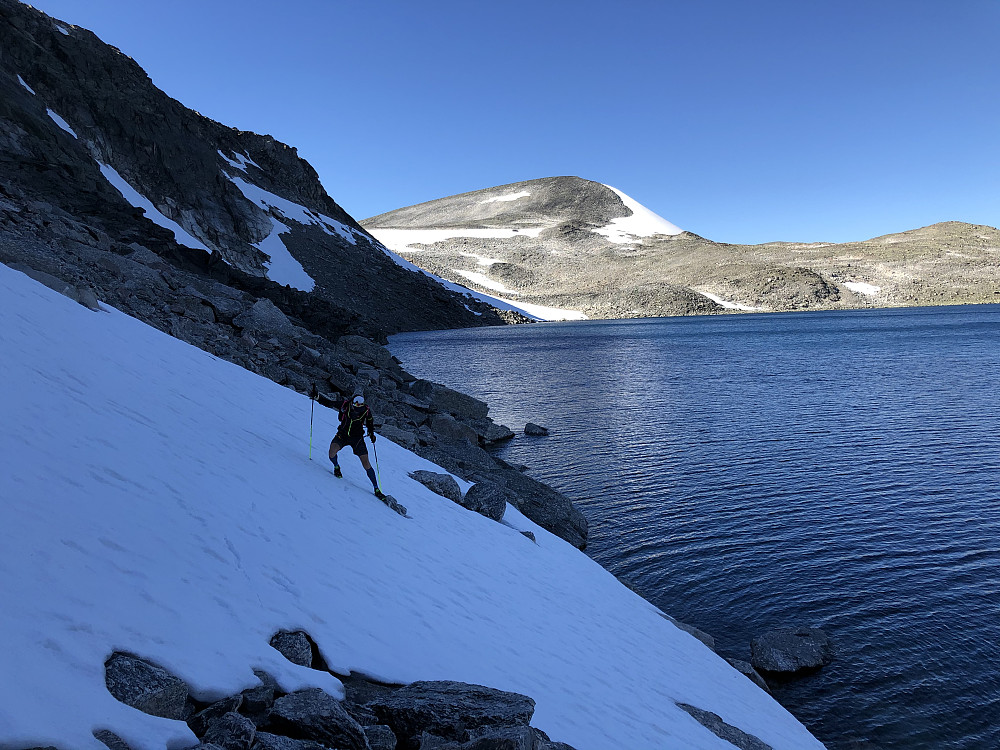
[0,262,826,750]
[364,179,1000,320]
[0,0,506,335]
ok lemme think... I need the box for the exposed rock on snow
[270,631,315,669]
[104,653,191,721]
[677,703,774,750]
[459,482,509,522]
[408,470,463,503]
[750,628,833,674]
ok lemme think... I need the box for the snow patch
[843,281,881,296]
[17,75,36,95]
[454,270,519,295]
[218,150,260,173]
[97,163,212,253]
[54,23,71,35]
[698,291,763,311]
[227,175,361,246]
[46,109,77,139]
[257,218,315,292]
[593,185,683,244]
[459,251,503,266]
[478,190,531,204]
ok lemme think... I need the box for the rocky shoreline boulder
[750,627,833,674]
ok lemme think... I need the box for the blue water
[389,305,1000,749]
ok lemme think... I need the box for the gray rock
[370,680,535,749]
[410,380,489,421]
[520,531,536,542]
[409,470,462,503]
[676,703,772,750]
[233,299,296,337]
[202,711,256,750]
[249,733,327,750]
[365,724,398,750]
[265,688,368,750]
[269,630,313,668]
[460,483,508,522]
[380,424,420,450]
[189,694,244,737]
[726,658,771,693]
[750,627,832,674]
[523,423,548,437]
[339,335,394,369]
[473,422,515,445]
[104,652,190,720]
[429,413,480,446]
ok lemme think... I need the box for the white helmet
[352,394,365,406]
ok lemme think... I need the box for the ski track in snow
[0,264,825,750]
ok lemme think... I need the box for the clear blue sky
[24,0,1000,244]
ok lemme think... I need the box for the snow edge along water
[0,263,826,750]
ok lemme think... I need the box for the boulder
[338,335,394,369]
[429,413,480,446]
[474,422,515,445]
[269,630,313,667]
[265,688,369,750]
[523,423,548,437]
[750,627,832,674]
[369,681,535,750]
[202,711,256,750]
[240,670,277,716]
[410,380,489,421]
[104,652,190,720]
[460,483,508,522]
[189,695,244,736]
[365,724,399,750]
[233,299,297,337]
[380,424,420,451]
[409,470,462,503]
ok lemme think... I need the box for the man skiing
[310,384,385,499]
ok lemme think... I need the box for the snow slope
[0,263,825,750]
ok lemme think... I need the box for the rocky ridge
[363,178,1000,319]
[0,0,507,335]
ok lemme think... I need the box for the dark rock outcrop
[369,681,535,750]
[202,711,256,750]
[265,689,369,750]
[523,423,549,437]
[269,631,314,668]
[460,483,508,522]
[103,652,190,720]
[750,627,832,674]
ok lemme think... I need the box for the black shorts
[333,432,368,456]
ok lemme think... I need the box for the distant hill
[364,177,1000,319]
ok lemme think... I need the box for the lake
[388,305,1000,749]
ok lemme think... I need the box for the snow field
[0,264,824,750]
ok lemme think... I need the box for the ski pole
[371,436,382,490]
[308,396,315,460]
